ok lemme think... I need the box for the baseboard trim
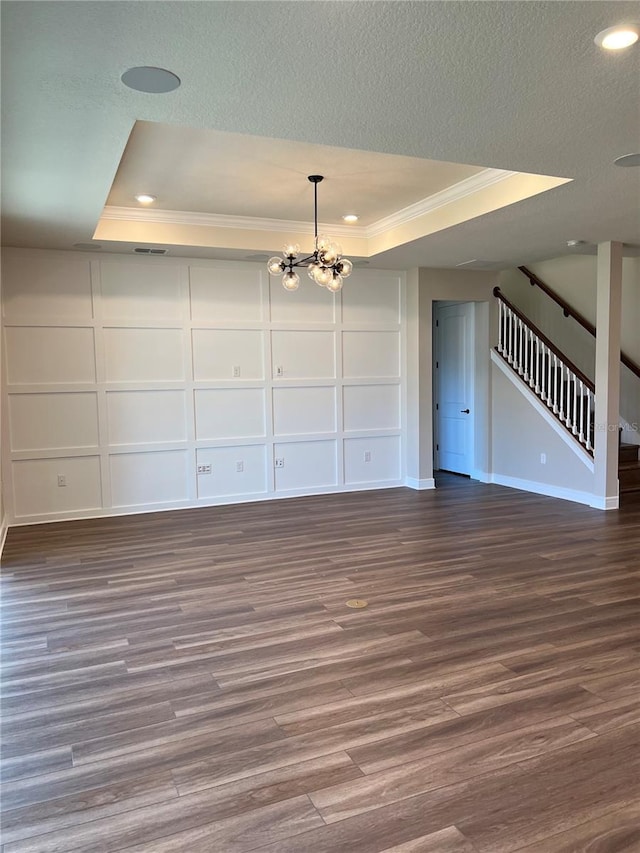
[405,477,436,490]
[0,514,8,558]
[589,494,620,510]
[6,482,406,527]
[470,469,491,483]
[490,473,596,508]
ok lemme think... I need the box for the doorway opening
[433,301,475,477]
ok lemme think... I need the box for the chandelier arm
[292,252,320,268]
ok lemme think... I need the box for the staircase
[494,287,640,497]
[619,441,640,493]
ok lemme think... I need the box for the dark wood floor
[2,475,640,852]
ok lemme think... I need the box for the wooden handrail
[518,265,640,381]
[493,287,595,392]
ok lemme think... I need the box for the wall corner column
[593,241,623,509]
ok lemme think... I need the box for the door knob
[460,408,470,414]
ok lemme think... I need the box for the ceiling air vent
[133,247,168,255]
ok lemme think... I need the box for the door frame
[433,300,476,476]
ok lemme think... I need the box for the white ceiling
[1,1,639,270]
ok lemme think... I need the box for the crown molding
[365,168,517,237]
[101,168,517,241]
[100,207,368,239]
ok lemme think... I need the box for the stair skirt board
[489,473,616,509]
[491,350,594,471]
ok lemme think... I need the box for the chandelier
[267,175,353,292]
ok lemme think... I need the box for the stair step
[619,460,640,493]
[619,443,640,464]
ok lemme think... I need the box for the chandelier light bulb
[315,267,333,287]
[327,274,343,293]
[317,234,331,251]
[322,245,339,265]
[268,257,285,275]
[282,271,300,291]
[337,258,353,277]
[282,242,300,258]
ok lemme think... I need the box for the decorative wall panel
[343,330,400,378]
[271,330,335,379]
[196,445,267,498]
[273,386,336,436]
[190,266,263,323]
[107,390,187,445]
[192,329,264,381]
[194,388,266,440]
[2,250,404,523]
[343,384,400,432]
[344,436,401,484]
[12,456,101,518]
[104,328,185,382]
[5,327,96,384]
[101,262,182,322]
[110,450,189,507]
[9,392,99,451]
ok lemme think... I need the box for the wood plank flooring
[1,474,640,852]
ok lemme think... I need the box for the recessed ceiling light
[614,153,640,167]
[566,240,587,247]
[135,193,156,204]
[121,66,181,93]
[342,214,359,223]
[594,24,639,50]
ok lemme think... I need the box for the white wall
[405,267,497,487]
[2,249,405,524]
[491,356,596,505]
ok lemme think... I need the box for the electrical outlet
[197,464,212,474]
[275,366,284,377]
[274,458,285,468]
[57,475,67,487]
[236,461,244,473]
[540,453,547,465]
[364,451,372,462]
[232,365,241,378]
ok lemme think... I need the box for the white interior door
[435,302,474,475]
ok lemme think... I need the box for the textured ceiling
[1,1,639,269]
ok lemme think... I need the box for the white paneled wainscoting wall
[2,249,405,524]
